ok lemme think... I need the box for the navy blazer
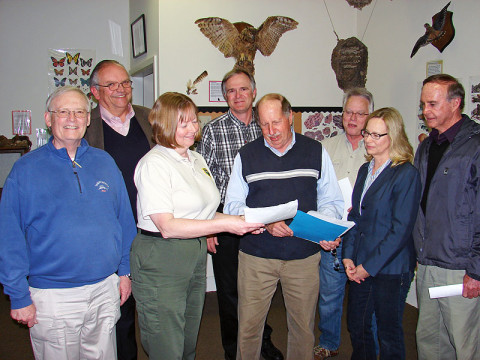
[342,161,421,277]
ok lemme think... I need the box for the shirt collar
[227,109,257,128]
[99,104,135,136]
[367,158,391,176]
[263,128,296,157]
[342,132,364,151]
[159,145,197,164]
[429,116,464,145]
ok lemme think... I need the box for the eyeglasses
[332,249,340,272]
[96,80,133,91]
[49,109,89,119]
[343,110,369,119]
[361,129,388,140]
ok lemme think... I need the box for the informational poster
[48,49,96,107]
[209,81,225,102]
[469,76,480,123]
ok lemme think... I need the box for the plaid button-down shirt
[197,109,262,203]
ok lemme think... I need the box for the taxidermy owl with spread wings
[195,16,298,75]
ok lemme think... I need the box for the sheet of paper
[289,210,355,243]
[428,284,463,299]
[244,200,298,224]
[338,177,353,221]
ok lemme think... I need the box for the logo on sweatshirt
[95,181,110,192]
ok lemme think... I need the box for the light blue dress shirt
[224,130,344,220]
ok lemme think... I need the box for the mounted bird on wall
[195,16,298,75]
[410,2,455,58]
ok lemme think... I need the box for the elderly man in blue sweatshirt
[0,86,137,360]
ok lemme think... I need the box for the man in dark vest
[224,93,344,359]
[85,60,154,360]
[197,69,282,360]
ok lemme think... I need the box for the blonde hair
[364,107,414,166]
[149,92,200,148]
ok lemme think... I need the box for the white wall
[2,1,478,148]
[156,0,356,106]
[129,0,159,75]
[0,0,130,140]
[358,0,479,145]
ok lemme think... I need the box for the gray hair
[89,59,126,89]
[342,87,374,113]
[221,69,256,98]
[45,86,90,112]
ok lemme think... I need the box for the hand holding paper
[244,200,298,224]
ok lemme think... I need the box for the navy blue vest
[103,117,150,221]
[239,134,322,260]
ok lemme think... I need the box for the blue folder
[289,210,351,243]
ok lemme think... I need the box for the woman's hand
[226,215,264,236]
[265,221,293,237]
[354,264,370,282]
[343,258,357,281]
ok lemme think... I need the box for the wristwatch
[121,273,132,280]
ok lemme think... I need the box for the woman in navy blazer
[342,107,421,360]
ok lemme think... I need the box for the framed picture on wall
[131,14,147,58]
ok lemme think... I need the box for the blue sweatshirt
[0,138,137,309]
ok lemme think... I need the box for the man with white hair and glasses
[0,86,136,360]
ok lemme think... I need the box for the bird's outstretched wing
[195,17,240,58]
[432,1,451,30]
[410,33,429,58]
[256,16,298,56]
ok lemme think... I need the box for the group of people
[0,58,478,360]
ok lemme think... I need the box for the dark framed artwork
[131,14,147,58]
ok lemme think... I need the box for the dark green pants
[131,233,207,360]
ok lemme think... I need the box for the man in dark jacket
[85,60,153,360]
[414,74,480,360]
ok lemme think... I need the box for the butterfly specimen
[54,69,64,76]
[80,78,90,86]
[66,52,80,65]
[69,67,77,75]
[81,68,91,76]
[54,77,67,87]
[80,58,93,67]
[69,79,78,85]
[51,57,66,67]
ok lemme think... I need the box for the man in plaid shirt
[197,69,283,360]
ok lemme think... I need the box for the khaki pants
[29,274,120,360]
[237,251,320,360]
[416,264,480,360]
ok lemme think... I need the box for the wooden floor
[0,285,418,360]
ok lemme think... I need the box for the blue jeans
[347,271,414,360]
[317,244,347,350]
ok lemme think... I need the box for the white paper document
[428,284,463,299]
[338,177,353,221]
[244,200,298,224]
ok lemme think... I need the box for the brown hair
[423,74,465,111]
[149,92,200,148]
[364,107,414,166]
